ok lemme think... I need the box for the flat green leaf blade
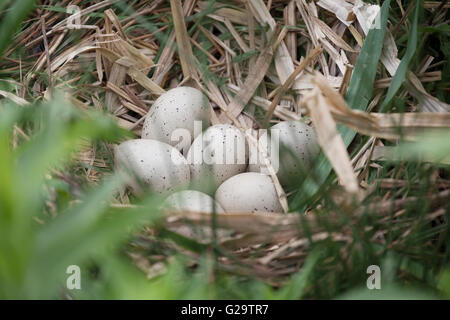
[345,0,392,112]
[276,249,321,299]
[291,0,391,211]
[380,0,420,112]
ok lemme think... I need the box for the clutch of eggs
[114,86,321,213]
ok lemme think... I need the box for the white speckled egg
[249,120,319,186]
[187,124,248,190]
[142,86,211,150]
[164,190,225,213]
[115,139,190,194]
[215,172,283,213]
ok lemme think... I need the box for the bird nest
[5,0,450,283]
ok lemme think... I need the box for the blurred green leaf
[0,0,36,62]
[338,284,438,300]
[0,94,157,299]
[391,131,450,165]
[437,269,450,299]
[275,249,320,299]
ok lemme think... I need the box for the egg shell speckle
[187,124,248,190]
[115,139,190,194]
[215,172,283,213]
[142,86,210,149]
[249,120,319,186]
[164,190,225,213]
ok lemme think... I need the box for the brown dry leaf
[105,59,128,111]
[284,0,297,60]
[226,33,278,119]
[106,82,134,105]
[165,210,302,238]
[116,39,155,72]
[196,2,248,25]
[249,0,304,90]
[152,0,196,86]
[258,232,350,265]
[311,16,357,53]
[312,73,450,141]
[264,45,323,123]
[302,86,361,195]
[316,0,356,26]
[223,18,250,53]
[97,47,165,97]
[152,33,176,85]
[170,0,198,82]
[295,0,330,77]
[104,9,128,40]
[407,72,450,113]
[227,84,301,121]
[0,90,30,106]
[126,67,166,96]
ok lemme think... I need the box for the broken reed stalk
[170,0,198,82]
[264,45,323,124]
[226,26,280,120]
[312,73,450,141]
[303,85,361,195]
[40,17,52,91]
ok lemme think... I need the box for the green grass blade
[345,0,392,112]
[291,0,391,211]
[276,249,320,299]
[380,0,420,112]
